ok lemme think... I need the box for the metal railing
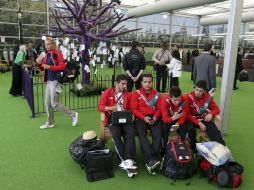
[22,64,170,117]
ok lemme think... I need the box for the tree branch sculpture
[50,0,139,83]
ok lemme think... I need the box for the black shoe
[233,87,238,90]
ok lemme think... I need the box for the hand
[150,116,157,125]
[131,76,136,82]
[144,116,152,124]
[133,76,139,82]
[42,64,50,70]
[171,112,182,121]
[171,124,179,132]
[111,105,117,112]
[198,122,207,132]
[204,113,213,122]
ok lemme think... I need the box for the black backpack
[162,138,196,180]
[57,60,80,83]
[238,70,249,82]
[69,136,105,168]
[199,158,244,188]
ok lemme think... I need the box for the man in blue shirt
[39,37,78,129]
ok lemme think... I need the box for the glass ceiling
[103,0,254,18]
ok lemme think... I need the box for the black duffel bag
[85,149,114,182]
[69,136,105,168]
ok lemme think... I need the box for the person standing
[131,74,162,175]
[38,37,78,129]
[98,74,137,177]
[9,44,27,96]
[167,49,182,87]
[193,42,216,91]
[233,47,244,90]
[187,49,191,65]
[152,42,172,92]
[123,41,146,92]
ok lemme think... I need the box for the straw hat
[82,130,97,140]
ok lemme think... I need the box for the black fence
[22,64,171,117]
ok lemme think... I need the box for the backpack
[69,136,105,168]
[162,138,196,179]
[199,158,244,188]
[238,70,248,82]
[57,60,80,83]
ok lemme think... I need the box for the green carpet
[0,71,253,190]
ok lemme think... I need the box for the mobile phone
[211,88,216,93]
[178,109,182,114]
[170,124,179,131]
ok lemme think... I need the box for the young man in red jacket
[187,80,225,151]
[98,74,137,177]
[38,37,78,129]
[161,87,189,154]
[131,74,161,175]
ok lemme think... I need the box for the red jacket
[187,91,220,125]
[131,88,161,120]
[98,87,132,127]
[161,95,188,126]
[38,48,66,82]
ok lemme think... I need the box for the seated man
[98,74,137,177]
[131,74,162,175]
[161,87,189,154]
[186,80,226,151]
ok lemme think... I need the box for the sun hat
[82,130,97,140]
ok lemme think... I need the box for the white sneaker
[71,112,78,126]
[119,160,137,170]
[40,124,55,129]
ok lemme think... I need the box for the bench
[99,93,221,141]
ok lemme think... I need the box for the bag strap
[137,90,159,110]
[189,94,211,114]
[137,90,154,109]
[115,92,124,111]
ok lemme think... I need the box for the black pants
[135,118,162,163]
[186,120,226,151]
[170,77,179,88]
[234,71,240,88]
[156,71,168,92]
[127,76,141,92]
[9,64,23,96]
[161,122,189,153]
[108,123,136,161]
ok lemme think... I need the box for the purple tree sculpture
[51,0,139,84]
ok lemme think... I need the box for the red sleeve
[178,100,188,126]
[126,92,132,110]
[161,97,173,124]
[187,112,199,125]
[98,89,109,112]
[38,56,46,71]
[154,95,162,119]
[131,91,145,120]
[50,52,66,71]
[209,98,220,117]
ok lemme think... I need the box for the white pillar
[169,12,173,47]
[47,0,49,34]
[219,0,244,134]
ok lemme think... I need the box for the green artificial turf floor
[0,70,254,190]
